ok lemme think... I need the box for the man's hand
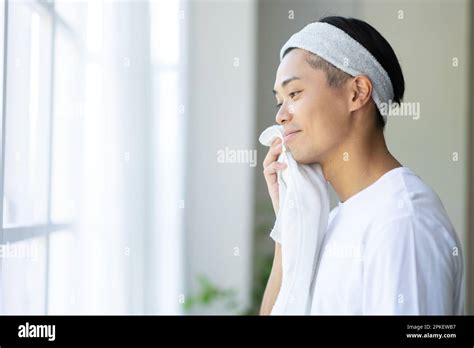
[262,137,287,215]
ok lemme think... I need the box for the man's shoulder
[375,167,447,224]
[365,168,459,246]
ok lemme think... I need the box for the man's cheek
[288,103,296,115]
[289,100,307,115]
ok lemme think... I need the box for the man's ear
[348,75,373,112]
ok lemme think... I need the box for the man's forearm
[260,242,282,315]
[260,265,282,315]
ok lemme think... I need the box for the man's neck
[321,130,402,203]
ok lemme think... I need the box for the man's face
[273,48,351,165]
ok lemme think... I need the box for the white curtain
[0,0,186,314]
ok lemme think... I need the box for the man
[260,16,464,315]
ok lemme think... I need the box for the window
[1,0,83,314]
[0,0,186,314]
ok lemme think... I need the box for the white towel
[259,125,330,315]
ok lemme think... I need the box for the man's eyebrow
[272,76,301,95]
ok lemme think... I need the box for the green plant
[184,274,239,313]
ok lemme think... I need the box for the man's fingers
[263,161,287,176]
[263,142,283,168]
[271,137,282,146]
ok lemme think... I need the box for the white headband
[280,22,394,123]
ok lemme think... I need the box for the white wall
[185,0,257,313]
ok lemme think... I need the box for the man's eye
[289,90,301,98]
[275,90,301,109]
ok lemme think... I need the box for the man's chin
[288,148,320,165]
[289,151,313,165]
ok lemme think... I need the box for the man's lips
[283,130,302,142]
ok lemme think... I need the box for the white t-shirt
[273,166,464,315]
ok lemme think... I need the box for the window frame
[1,0,78,314]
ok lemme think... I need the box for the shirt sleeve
[269,223,282,244]
[362,216,459,314]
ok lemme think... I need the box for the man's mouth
[284,130,302,142]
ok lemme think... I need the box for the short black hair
[283,16,405,129]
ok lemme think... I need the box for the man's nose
[275,104,294,125]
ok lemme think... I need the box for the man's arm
[260,242,282,315]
